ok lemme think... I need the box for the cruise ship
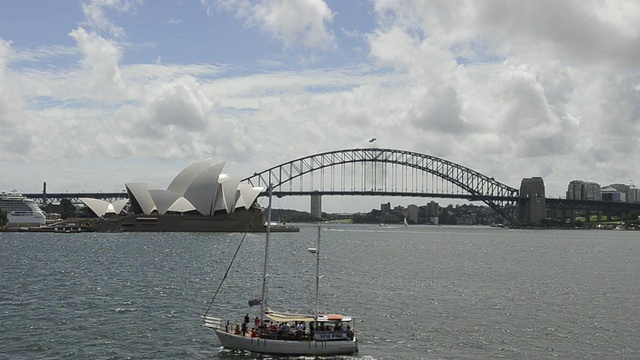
[0,190,47,226]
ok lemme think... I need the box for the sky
[1,0,639,213]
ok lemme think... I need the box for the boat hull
[213,328,358,356]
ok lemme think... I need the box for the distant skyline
[1,0,639,212]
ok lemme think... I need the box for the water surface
[1,225,638,359]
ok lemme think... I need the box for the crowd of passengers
[227,314,354,341]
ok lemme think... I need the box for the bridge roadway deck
[22,192,640,213]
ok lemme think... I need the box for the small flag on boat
[248,298,262,307]
[369,138,377,143]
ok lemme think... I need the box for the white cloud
[213,0,336,49]
[81,0,141,38]
[0,39,14,127]
[356,0,640,198]
[2,1,640,209]
[69,27,126,100]
[131,76,215,133]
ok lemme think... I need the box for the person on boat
[346,325,354,340]
[254,316,260,329]
[281,322,291,337]
[234,324,241,335]
[295,322,304,339]
[244,313,250,324]
[251,327,258,338]
[241,321,247,336]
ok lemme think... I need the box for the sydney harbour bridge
[23,148,640,224]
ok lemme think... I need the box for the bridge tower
[518,177,546,224]
[310,191,322,219]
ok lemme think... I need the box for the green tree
[0,209,7,227]
[60,199,77,219]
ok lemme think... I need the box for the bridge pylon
[518,177,546,225]
[310,191,322,218]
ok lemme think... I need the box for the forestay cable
[202,215,255,318]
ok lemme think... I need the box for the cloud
[3,0,640,206]
[0,39,14,127]
[359,0,640,195]
[69,27,126,100]
[81,0,141,38]
[474,0,640,67]
[212,0,336,49]
[133,76,215,134]
[371,0,640,67]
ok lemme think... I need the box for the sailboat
[202,186,358,356]
[404,217,409,227]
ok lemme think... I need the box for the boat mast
[307,226,321,317]
[260,185,273,326]
[315,226,321,317]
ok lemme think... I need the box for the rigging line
[202,213,256,319]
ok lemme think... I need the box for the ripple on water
[1,227,640,359]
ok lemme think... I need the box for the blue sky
[1,0,640,212]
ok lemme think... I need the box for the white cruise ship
[0,190,47,226]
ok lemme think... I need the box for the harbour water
[1,225,639,359]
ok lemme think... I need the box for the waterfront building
[406,204,418,223]
[629,187,640,203]
[426,201,439,225]
[124,159,262,216]
[381,202,391,213]
[426,201,439,217]
[80,198,128,217]
[566,180,601,200]
[601,186,625,202]
[566,180,583,200]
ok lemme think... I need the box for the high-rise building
[566,180,601,200]
[584,182,601,200]
[602,186,625,202]
[567,180,584,200]
[381,202,391,213]
[406,204,418,223]
[609,183,634,203]
[426,201,439,224]
[426,201,439,217]
[629,187,640,203]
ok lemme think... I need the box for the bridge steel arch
[242,148,519,222]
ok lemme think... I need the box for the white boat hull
[212,328,358,356]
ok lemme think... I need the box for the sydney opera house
[80,159,288,232]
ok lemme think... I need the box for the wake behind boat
[202,187,358,356]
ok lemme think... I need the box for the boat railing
[202,315,224,330]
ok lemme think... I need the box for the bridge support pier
[518,177,546,225]
[310,192,322,219]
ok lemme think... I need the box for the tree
[0,209,7,227]
[60,199,77,219]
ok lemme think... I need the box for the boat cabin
[312,314,354,341]
[257,311,355,342]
